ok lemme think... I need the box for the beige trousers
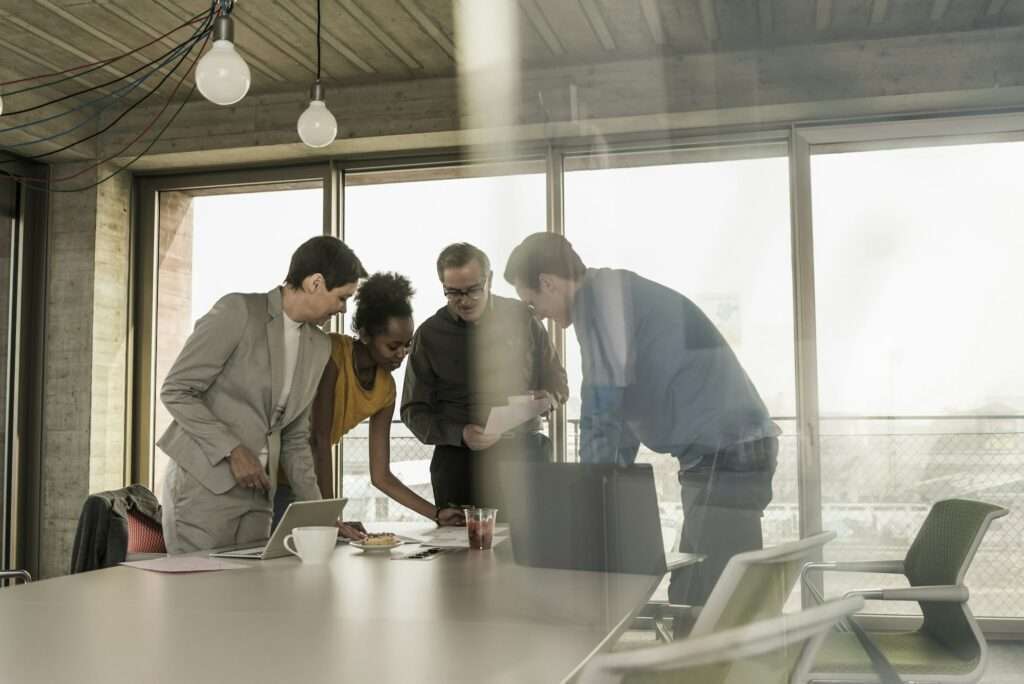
[161,460,272,554]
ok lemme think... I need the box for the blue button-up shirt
[572,268,779,467]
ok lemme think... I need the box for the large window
[812,140,1024,617]
[150,186,323,499]
[563,148,798,553]
[131,121,1024,629]
[341,164,546,522]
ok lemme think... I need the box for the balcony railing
[342,415,1024,617]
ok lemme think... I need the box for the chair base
[811,630,981,684]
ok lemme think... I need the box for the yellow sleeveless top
[329,334,396,445]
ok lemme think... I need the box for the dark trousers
[431,432,552,519]
[667,436,778,606]
[270,484,295,531]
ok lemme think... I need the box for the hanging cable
[0,7,216,118]
[317,0,322,82]
[1,24,209,144]
[0,11,209,93]
[0,0,238,192]
[9,32,211,193]
[53,33,212,184]
[0,11,215,164]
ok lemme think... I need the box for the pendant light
[195,14,251,106]
[297,0,337,148]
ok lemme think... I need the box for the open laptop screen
[211,498,346,560]
[500,462,667,576]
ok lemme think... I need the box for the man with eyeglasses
[401,242,568,516]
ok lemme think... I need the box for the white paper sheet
[407,525,510,549]
[120,556,251,573]
[483,396,551,435]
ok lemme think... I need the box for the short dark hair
[352,272,415,337]
[285,236,367,290]
[504,233,587,289]
[435,242,490,281]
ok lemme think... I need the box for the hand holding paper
[483,395,553,436]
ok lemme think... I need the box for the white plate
[350,539,403,552]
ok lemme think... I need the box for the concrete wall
[41,163,97,577]
[38,164,130,578]
[88,170,131,494]
[152,192,194,500]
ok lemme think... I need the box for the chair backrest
[126,510,167,554]
[690,531,836,638]
[903,498,1008,660]
[70,484,164,573]
[579,596,864,684]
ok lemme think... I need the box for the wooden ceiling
[2,0,1024,164]
[1,0,1023,101]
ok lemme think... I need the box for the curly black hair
[351,272,415,337]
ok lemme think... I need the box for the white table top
[0,524,694,683]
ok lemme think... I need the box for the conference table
[0,524,697,683]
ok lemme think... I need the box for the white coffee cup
[283,526,337,564]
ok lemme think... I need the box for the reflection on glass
[343,170,545,522]
[564,155,796,562]
[152,188,323,499]
[813,142,1024,617]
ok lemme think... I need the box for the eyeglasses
[443,282,487,302]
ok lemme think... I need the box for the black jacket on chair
[69,484,162,573]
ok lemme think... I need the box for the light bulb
[297,82,337,148]
[0,93,4,117]
[195,17,250,106]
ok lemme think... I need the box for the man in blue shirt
[504,233,780,606]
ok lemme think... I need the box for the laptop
[209,497,346,560]
[499,462,667,576]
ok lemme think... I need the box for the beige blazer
[157,287,329,500]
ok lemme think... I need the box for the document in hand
[483,396,551,436]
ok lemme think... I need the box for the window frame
[131,163,336,490]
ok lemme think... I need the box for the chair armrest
[800,560,905,596]
[844,585,969,603]
[666,552,704,573]
[0,570,32,585]
[800,561,906,621]
[801,560,905,580]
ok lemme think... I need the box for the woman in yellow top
[272,272,464,529]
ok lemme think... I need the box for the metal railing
[342,416,1023,617]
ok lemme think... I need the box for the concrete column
[90,173,131,493]
[153,192,193,499]
[39,164,130,578]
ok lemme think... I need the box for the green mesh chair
[580,597,864,684]
[803,498,1008,683]
[644,531,836,641]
